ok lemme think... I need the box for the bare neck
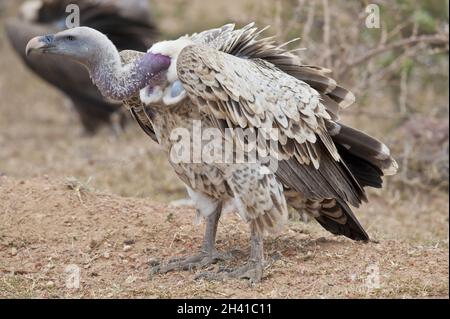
[88,47,147,101]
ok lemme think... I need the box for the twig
[300,1,316,46]
[341,33,449,74]
[399,68,408,115]
[320,0,331,68]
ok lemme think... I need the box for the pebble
[123,245,132,252]
[11,247,17,256]
[125,275,137,284]
[46,281,55,288]
[89,239,99,249]
[148,258,159,266]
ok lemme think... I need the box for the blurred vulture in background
[5,0,157,134]
[0,1,6,16]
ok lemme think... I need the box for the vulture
[26,24,398,283]
[5,0,157,134]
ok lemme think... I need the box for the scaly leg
[195,223,266,284]
[150,203,236,275]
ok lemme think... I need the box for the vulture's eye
[65,35,76,41]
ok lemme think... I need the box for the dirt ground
[0,3,448,299]
[0,176,448,298]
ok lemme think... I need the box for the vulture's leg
[150,203,236,275]
[224,224,265,283]
[195,223,265,284]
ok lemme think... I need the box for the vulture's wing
[177,44,367,208]
[129,103,157,142]
[191,23,356,121]
[174,24,397,241]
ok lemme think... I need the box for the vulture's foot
[150,204,240,275]
[149,249,238,275]
[195,225,271,284]
[195,259,265,284]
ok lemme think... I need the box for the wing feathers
[326,121,399,175]
[178,44,369,208]
[175,25,398,241]
[277,141,367,208]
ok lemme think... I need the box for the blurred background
[0,0,448,236]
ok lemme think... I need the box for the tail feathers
[337,144,383,188]
[326,121,398,176]
[312,198,369,241]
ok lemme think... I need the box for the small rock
[148,258,159,266]
[46,281,55,288]
[125,275,137,284]
[103,251,110,259]
[11,247,17,256]
[130,253,139,260]
[89,239,97,249]
[123,245,132,252]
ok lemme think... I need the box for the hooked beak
[25,35,55,56]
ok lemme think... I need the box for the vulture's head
[25,27,113,65]
[26,26,191,102]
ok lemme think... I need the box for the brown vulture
[26,24,398,282]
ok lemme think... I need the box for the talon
[149,265,161,276]
[149,250,236,276]
[192,260,265,283]
[148,258,160,267]
[194,271,222,281]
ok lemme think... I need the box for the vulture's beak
[26,35,55,56]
